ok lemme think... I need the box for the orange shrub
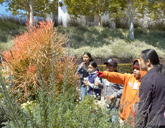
[2,21,77,101]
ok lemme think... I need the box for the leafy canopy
[63,0,110,18]
[0,0,59,18]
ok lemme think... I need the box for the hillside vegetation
[0,16,165,60]
[0,16,27,50]
[57,26,165,59]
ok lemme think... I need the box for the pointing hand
[97,71,104,77]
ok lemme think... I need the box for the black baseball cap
[133,61,140,69]
[104,59,118,68]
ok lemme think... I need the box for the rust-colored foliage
[2,21,77,101]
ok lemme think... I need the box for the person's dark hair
[89,61,99,71]
[141,49,165,78]
[83,52,93,62]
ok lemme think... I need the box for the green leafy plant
[98,63,133,73]
[0,63,113,128]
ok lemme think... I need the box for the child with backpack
[83,61,102,100]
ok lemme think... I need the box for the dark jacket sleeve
[77,65,87,74]
[136,79,152,128]
[76,65,88,81]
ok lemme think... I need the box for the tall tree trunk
[98,11,101,26]
[85,16,87,25]
[129,0,134,40]
[30,0,34,26]
[50,0,54,23]
[25,1,30,21]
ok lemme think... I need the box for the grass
[57,26,165,59]
[0,15,27,51]
[0,15,165,59]
[57,26,165,49]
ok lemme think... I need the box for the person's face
[83,54,90,64]
[88,64,97,73]
[106,64,116,72]
[133,68,140,79]
[140,54,148,71]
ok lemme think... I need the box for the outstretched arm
[97,71,130,85]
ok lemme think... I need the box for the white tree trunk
[85,16,87,25]
[50,0,54,23]
[25,1,30,21]
[98,11,101,26]
[129,0,134,40]
[29,0,34,26]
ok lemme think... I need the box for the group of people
[76,49,165,128]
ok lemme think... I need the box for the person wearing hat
[97,59,147,126]
[96,59,124,123]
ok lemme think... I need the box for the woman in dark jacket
[135,49,165,128]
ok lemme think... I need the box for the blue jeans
[80,86,87,100]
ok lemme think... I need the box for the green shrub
[67,18,81,27]
[0,73,134,128]
[115,15,129,29]
[117,63,133,73]
[98,63,133,73]
[102,20,111,28]
[0,41,13,51]
[70,39,165,60]
[0,107,7,128]
[147,20,165,31]
[0,67,118,128]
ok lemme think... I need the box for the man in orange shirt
[97,59,147,125]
